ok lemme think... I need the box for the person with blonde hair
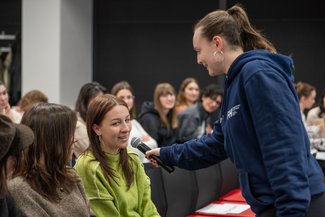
[175,77,200,115]
[13,89,48,115]
[138,82,178,147]
[146,4,325,217]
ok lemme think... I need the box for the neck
[224,47,244,74]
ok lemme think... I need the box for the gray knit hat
[0,114,34,160]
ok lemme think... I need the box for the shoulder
[8,177,32,198]
[75,151,100,171]
[127,149,142,162]
[176,104,187,114]
[8,176,26,189]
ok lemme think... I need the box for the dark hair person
[74,81,107,157]
[0,115,34,217]
[8,103,94,217]
[146,4,325,217]
[75,94,159,217]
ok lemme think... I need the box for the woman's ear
[212,35,224,50]
[92,124,101,136]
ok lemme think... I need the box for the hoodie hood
[227,50,295,84]
[138,101,158,119]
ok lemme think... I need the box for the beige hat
[0,114,34,160]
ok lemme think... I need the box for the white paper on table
[196,203,250,214]
[316,152,325,160]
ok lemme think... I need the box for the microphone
[131,137,175,173]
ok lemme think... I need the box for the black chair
[194,163,223,210]
[161,167,198,217]
[219,158,239,196]
[143,163,167,217]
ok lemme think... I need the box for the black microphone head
[131,137,141,148]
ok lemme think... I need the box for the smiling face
[183,81,200,104]
[116,89,134,111]
[92,105,131,154]
[159,92,176,111]
[193,27,224,77]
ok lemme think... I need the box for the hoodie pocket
[239,171,268,208]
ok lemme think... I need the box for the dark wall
[0,0,21,105]
[93,0,325,113]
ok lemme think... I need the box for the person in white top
[111,81,158,162]
[307,89,325,125]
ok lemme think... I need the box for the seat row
[144,158,240,217]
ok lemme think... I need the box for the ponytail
[194,4,276,53]
[227,4,276,52]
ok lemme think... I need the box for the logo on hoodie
[227,104,240,120]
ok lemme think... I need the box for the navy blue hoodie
[160,50,325,216]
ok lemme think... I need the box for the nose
[121,121,131,132]
[197,54,202,64]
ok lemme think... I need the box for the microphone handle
[137,144,175,173]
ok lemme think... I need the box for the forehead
[0,85,7,93]
[193,28,206,47]
[185,81,199,89]
[104,105,129,120]
[117,89,132,96]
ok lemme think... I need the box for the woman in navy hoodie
[146,4,325,217]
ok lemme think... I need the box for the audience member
[8,103,94,217]
[138,82,178,147]
[74,81,107,158]
[0,81,21,123]
[146,4,325,217]
[111,81,158,162]
[75,94,159,217]
[295,81,321,137]
[178,83,223,142]
[307,88,325,125]
[0,115,34,217]
[12,89,48,116]
[176,77,200,115]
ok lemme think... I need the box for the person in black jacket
[138,82,178,147]
[178,83,223,142]
[0,114,34,217]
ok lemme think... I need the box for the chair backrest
[194,163,223,210]
[219,158,239,196]
[143,163,167,217]
[162,167,199,217]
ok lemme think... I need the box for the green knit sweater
[75,149,160,217]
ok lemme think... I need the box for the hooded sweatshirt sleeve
[244,66,310,217]
[160,120,228,170]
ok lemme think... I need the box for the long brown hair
[194,4,276,53]
[18,103,78,202]
[154,83,178,129]
[86,94,134,189]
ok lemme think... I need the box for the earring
[213,50,224,63]
[98,135,103,144]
